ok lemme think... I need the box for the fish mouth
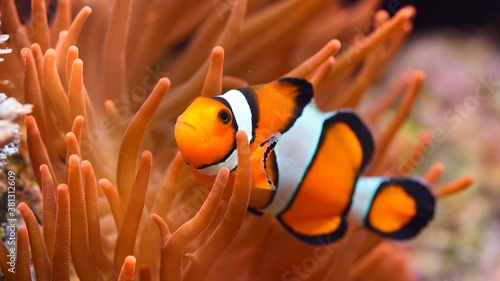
[175,116,197,131]
[175,115,206,144]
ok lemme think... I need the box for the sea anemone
[0,0,473,280]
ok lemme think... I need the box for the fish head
[175,96,236,168]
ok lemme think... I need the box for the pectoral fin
[249,134,280,209]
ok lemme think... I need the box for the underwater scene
[0,0,499,280]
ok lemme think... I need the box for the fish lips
[175,116,197,132]
[174,115,206,163]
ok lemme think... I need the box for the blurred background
[377,1,500,280]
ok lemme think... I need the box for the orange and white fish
[175,77,435,245]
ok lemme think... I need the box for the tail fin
[350,177,435,240]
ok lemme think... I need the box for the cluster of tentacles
[0,0,474,280]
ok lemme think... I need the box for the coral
[0,0,474,280]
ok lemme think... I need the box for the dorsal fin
[277,77,314,109]
[240,78,314,145]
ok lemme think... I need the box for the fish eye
[218,109,232,125]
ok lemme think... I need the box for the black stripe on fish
[277,78,314,134]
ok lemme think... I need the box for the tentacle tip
[98,178,110,186]
[18,201,28,210]
[157,77,171,88]
[375,9,390,19]
[44,48,57,59]
[57,183,69,192]
[462,174,476,186]
[432,162,446,173]
[141,150,153,161]
[213,46,225,55]
[39,164,48,172]
[68,45,79,52]
[420,128,433,138]
[218,167,230,175]
[236,130,248,141]
[24,115,35,124]
[58,30,68,40]
[412,70,426,82]
[82,6,92,14]
[73,58,84,66]
[327,39,341,50]
[124,255,136,263]
[20,47,30,55]
[65,131,76,139]
[399,6,417,19]
[30,43,41,51]
[68,153,81,165]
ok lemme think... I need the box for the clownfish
[174,78,435,245]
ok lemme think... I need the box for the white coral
[0,94,34,121]
[0,34,9,62]
[0,121,19,168]
[0,95,30,168]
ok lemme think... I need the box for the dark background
[382,0,500,35]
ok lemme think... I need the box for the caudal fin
[351,177,435,240]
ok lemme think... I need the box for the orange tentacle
[101,0,133,102]
[67,155,103,281]
[40,164,57,258]
[435,175,475,199]
[117,256,136,281]
[184,130,252,281]
[18,203,52,280]
[16,227,32,281]
[201,46,224,97]
[285,39,341,79]
[25,115,59,185]
[424,162,445,186]
[99,178,125,231]
[71,115,85,145]
[138,153,183,275]
[114,151,152,274]
[116,78,170,203]
[0,242,16,280]
[50,0,71,46]
[43,48,71,131]
[55,6,92,83]
[366,71,424,175]
[31,0,51,52]
[51,184,71,281]
[151,214,171,245]
[82,160,113,272]
[68,59,87,123]
[160,168,229,281]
